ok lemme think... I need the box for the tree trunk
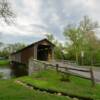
[91,52,94,66]
[75,52,79,65]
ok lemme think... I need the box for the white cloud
[0,0,48,37]
[0,0,100,44]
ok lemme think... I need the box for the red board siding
[21,47,34,64]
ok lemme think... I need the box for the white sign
[81,51,84,57]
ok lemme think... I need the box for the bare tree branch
[0,0,15,24]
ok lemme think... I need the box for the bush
[60,73,70,82]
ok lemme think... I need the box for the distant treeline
[0,43,26,58]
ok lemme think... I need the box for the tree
[64,16,99,65]
[79,16,98,33]
[0,43,26,57]
[0,0,15,24]
[0,0,15,55]
[46,34,65,60]
[45,34,54,42]
[64,25,84,64]
[79,16,99,65]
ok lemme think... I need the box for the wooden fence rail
[28,58,95,86]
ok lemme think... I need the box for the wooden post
[52,47,54,61]
[90,67,95,87]
[56,64,59,72]
[34,44,38,60]
[48,50,51,62]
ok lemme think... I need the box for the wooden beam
[90,67,95,87]
[52,48,54,61]
[34,44,38,60]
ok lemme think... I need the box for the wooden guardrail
[28,58,95,86]
[52,59,77,67]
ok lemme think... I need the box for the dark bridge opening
[37,45,52,61]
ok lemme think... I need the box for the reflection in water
[0,67,11,79]
[11,63,28,77]
[0,63,28,79]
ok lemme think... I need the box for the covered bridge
[10,39,55,65]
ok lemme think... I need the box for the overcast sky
[0,0,100,44]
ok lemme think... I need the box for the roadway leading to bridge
[52,61,100,83]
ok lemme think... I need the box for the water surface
[0,64,28,79]
[0,66,12,79]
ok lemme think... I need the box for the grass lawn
[18,69,100,100]
[0,59,10,67]
[0,79,73,100]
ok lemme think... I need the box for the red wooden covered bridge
[10,38,55,65]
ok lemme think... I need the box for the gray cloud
[0,0,100,44]
[0,33,44,44]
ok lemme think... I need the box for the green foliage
[63,16,100,66]
[60,73,70,82]
[64,26,84,64]
[45,34,54,42]
[54,46,64,60]
[0,43,26,58]
[46,34,65,60]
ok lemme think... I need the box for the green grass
[18,69,100,100]
[0,79,73,100]
[0,59,10,67]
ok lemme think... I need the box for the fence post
[90,67,95,87]
[56,64,59,72]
